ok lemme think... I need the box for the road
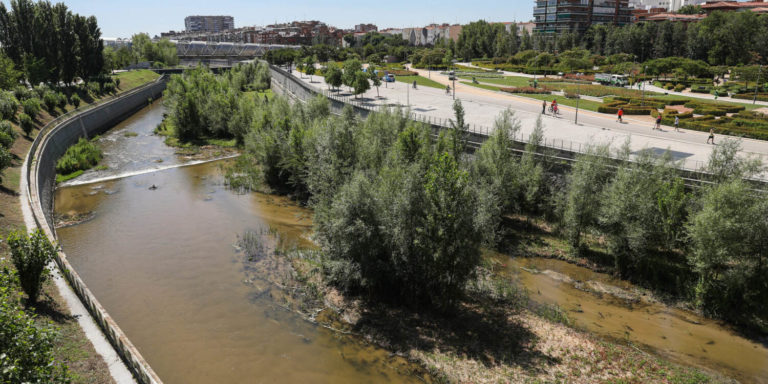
[293,68,768,176]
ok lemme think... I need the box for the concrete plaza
[292,68,768,176]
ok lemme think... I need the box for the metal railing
[271,64,768,183]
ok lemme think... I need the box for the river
[53,102,768,383]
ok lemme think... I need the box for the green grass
[460,81,504,92]
[155,120,238,149]
[516,93,604,112]
[460,81,604,111]
[395,75,446,90]
[123,131,138,137]
[56,170,83,184]
[113,70,160,93]
[244,89,274,102]
[460,75,531,88]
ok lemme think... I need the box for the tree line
[0,0,104,86]
[455,12,768,67]
[103,33,179,72]
[162,62,271,144]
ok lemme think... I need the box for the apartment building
[533,0,632,35]
[185,15,235,33]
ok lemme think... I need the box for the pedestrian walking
[655,115,662,130]
[674,115,680,132]
[617,108,624,123]
[413,80,417,89]
[542,100,547,114]
[707,128,715,144]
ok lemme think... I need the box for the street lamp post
[642,66,647,107]
[754,65,763,105]
[574,69,581,125]
[452,59,457,100]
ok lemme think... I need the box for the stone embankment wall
[26,78,168,384]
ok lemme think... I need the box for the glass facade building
[533,0,632,35]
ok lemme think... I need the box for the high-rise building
[185,16,235,33]
[533,0,632,35]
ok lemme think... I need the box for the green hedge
[663,110,768,140]
[684,102,744,116]
[731,93,768,102]
[598,100,655,115]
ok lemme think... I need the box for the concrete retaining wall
[26,79,167,384]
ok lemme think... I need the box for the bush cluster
[0,120,17,149]
[499,86,551,95]
[163,62,271,144]
[1,257,70,383]
[55,137,102,175]
[0,91,19,120]
[225,96,506,308]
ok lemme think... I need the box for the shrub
[684,102,744,116]
[0,144,10,183]
[0,270,70,383]
[33,84,48,98]
[56,92,67,110]
[115,78,121,89]
[55,137,102,175]
[13,85,34,101]
[42,91,58,112]
[0,91,19,120]
[18,113,33,137]
[87,82,100,95]
[732,93,768,102]
[598,100,655,115]
[0,120,17,149]
[102,82,116,94]
[7,230,57,304]
[674,84,686,92]
[22,98,41,118]
[70,93,81,109]
[664,82,675,90]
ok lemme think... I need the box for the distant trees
[163,62,271,143]
[457,20,520,60]
[0,0,105,85]
[128,33,178,68]
[324,63,343,91]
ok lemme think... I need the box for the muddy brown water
[53,102,768,383]
[53,104,426,383]
[501,256,768,383]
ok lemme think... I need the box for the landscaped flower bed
[499,86,551,95]
[662,109,768,140]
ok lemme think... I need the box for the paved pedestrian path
[293,69,768,178]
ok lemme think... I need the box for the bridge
[171,40,300,66]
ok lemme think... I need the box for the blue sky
[35,0,534,38]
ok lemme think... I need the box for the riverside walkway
[292,68,768,175]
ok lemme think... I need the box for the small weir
[54,101,768,383]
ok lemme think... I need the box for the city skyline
[39,0,534,38]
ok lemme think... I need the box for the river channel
[53,102,768,383]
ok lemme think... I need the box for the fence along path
[269,64,768,184]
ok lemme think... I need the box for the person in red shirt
[617,108,624,123]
